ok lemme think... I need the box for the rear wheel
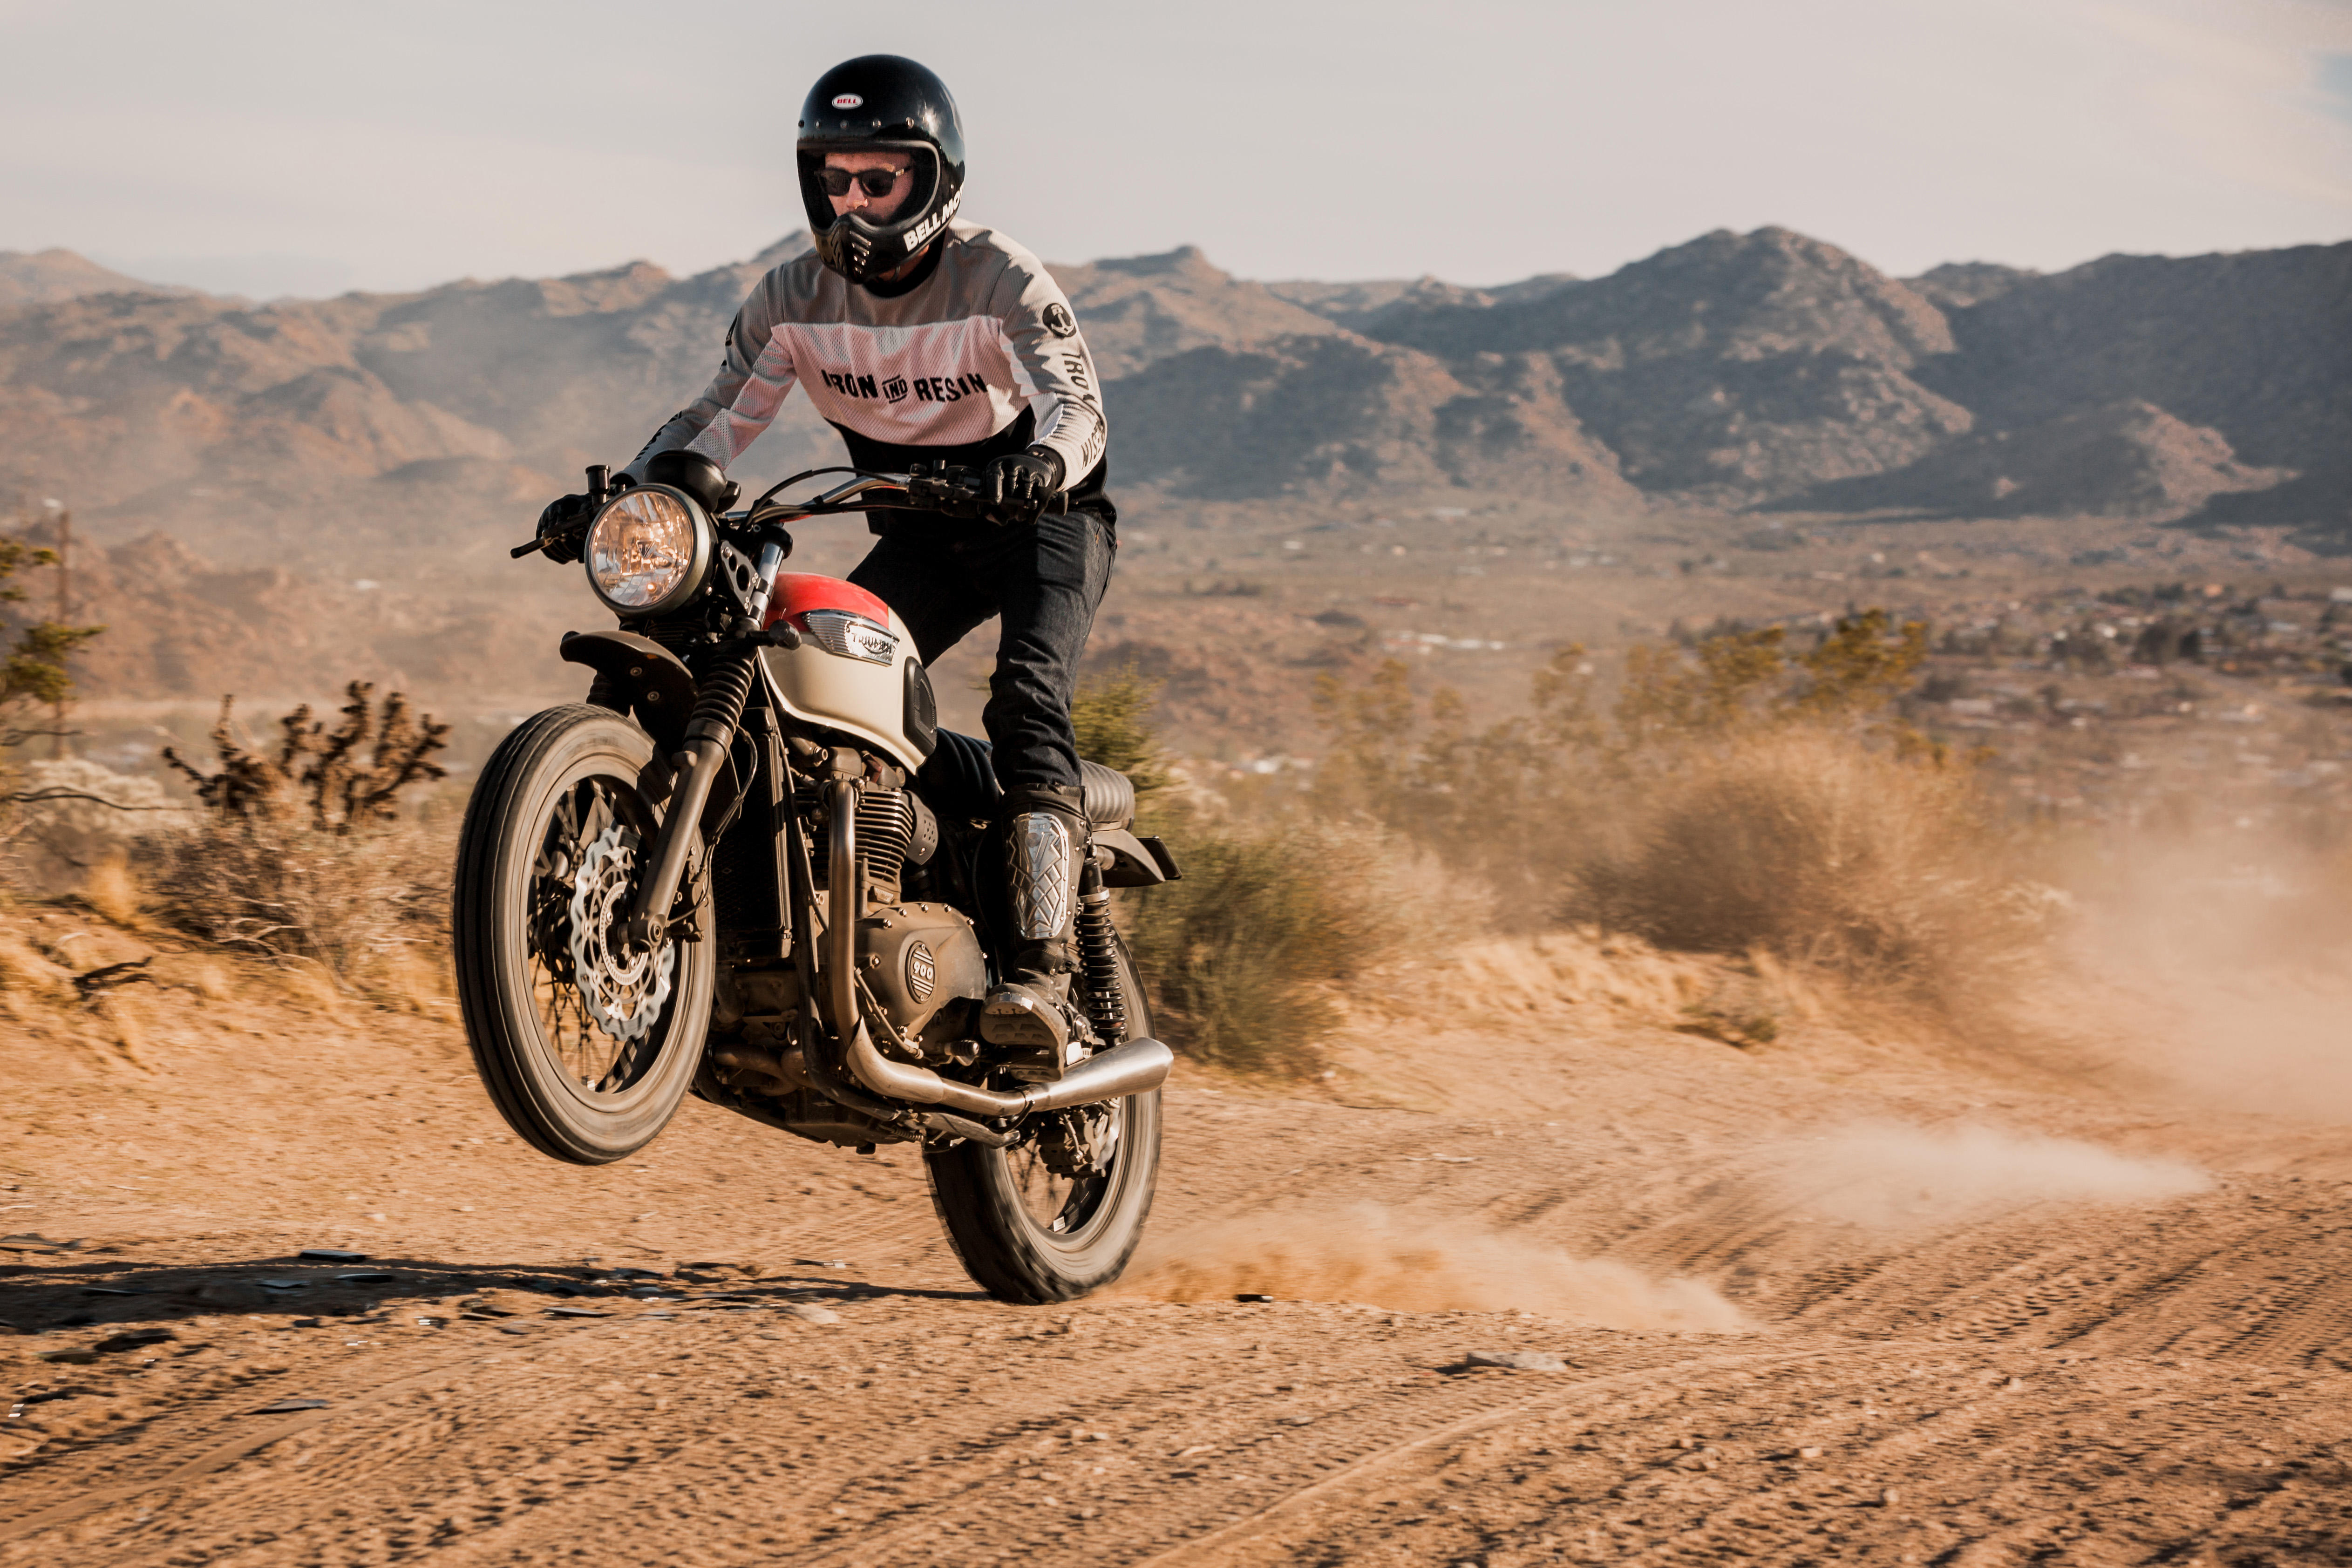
[925,936,1163,1303]
[453,705,713,1165]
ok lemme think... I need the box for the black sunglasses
[816,166,911,199]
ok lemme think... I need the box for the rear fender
[1095,827,1182,888]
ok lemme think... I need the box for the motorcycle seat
[916,730,1135,832]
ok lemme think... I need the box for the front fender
[560,630,693,753]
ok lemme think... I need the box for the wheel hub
[566,824,675,1042]
[1037,1102,1121,1185]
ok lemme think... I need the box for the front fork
[617,543,789,953]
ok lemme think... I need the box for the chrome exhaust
[825,780,1171,1120]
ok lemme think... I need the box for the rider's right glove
[982,447,1065,528]
[535,493,593,564]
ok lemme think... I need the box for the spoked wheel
[925,936,1163,1303]
[454,705,712,1165]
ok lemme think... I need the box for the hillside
[0,229,2345,582]
[0,249,187,309]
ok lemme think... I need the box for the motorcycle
[452,451,1180,1303]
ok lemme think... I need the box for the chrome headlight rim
[583,483,714,620]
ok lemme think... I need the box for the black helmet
[797,55,966,286]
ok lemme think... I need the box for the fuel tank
[757,572,938,770]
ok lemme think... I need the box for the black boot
[982,784,1087,1071]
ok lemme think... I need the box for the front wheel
[453,705,713,1165]
[924,936,1163,1303]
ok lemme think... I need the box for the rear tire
[925,937,1163,1303]
[454,705,713,1165]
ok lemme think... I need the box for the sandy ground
[2,910,2348,1566]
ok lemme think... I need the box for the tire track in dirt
[0,1316,674,1545]
[1115,1348,1845,1568]
[12,991,2352,1564]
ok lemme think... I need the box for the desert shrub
[1568,728,2037,991]
[1116,823,1421,1073]
[6,759,193,890]
[1308,609,2033,995]
[1311,645,1609,902]
[163,680,449,832]
[1072,665,1418,1072]
[142,683,452,988]
[1069,664,1178,801]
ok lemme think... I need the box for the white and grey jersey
[625,221,1109,519]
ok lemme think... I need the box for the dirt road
[2,919,2347,1565]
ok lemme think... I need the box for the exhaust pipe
[825,781,1171,1120]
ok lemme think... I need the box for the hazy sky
[3,0,2346,298]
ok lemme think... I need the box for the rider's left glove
[982,447,1064,527]
[535,493,594,564]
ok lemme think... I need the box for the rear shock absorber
[1074,859,1127,1043]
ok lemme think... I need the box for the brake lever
[511,520,590,560]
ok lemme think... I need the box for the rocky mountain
[1122,229,2347,537]
[1778,400,2293,519]
[0,226,2345,577]
[1904,243,2352,533]
[1340,227,1973,504]
[1048,247,1344,379]
[1902,262,2039,310]
[0,249,188,309]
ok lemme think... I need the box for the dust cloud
[2052,827,2352,1122]
[1105,1205,1747,1330]
[1777,1123,2210,1229]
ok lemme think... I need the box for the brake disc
[566,823,676,1043]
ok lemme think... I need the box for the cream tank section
[756,573,936,771]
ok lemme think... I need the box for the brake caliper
[1036,1103,1120,1181]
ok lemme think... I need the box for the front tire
[453,705,713,1165]
[925,937,1163,1303]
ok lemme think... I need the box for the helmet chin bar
[800,146,957,285]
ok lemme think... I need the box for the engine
[705,762,986,1146]
[809,785,938,906]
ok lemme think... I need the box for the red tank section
[764,572,895,631]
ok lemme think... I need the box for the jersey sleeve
[991,263,1107,490]
[621,274,798,481]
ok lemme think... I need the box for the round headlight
[585,485,712,618]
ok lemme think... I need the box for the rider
[537,54,1112,1061]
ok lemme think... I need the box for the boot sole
[981,998,1067,1051]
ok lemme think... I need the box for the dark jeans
[848,509,1115,794]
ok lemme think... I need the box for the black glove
[535,492,593,563]
[982,447,1064,527]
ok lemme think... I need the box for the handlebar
[512,463,1064,560]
